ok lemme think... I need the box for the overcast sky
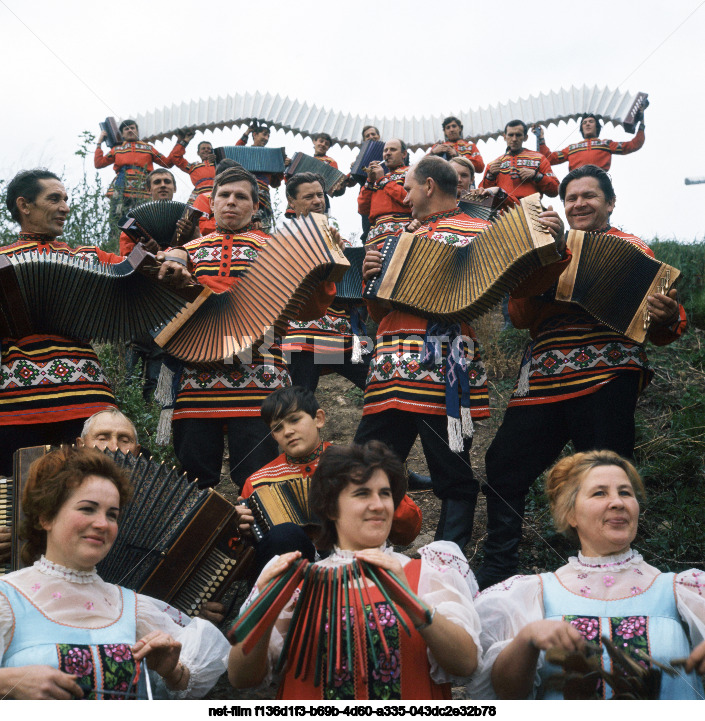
[1,0,704,244]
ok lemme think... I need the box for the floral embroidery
[52,591,61,600]
[577,573,588,580]
[630,586,643,595]
[614,616,646,640]
[85,601,94,610]
[579,586,590,596]
[568,616,600,641]
[610,616,650,680]
[31,583,41,592]
[603,575,615,587]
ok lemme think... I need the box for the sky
[1,0,704,244]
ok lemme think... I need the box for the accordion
[246,477,318,542]
[124,200,203,249]
[350,140,386,181]
[285,153,346,193]
[99,116,122,148]
[458,189,508,222]
[555,230,680,343]
[335,246,366,301]
[155,213,350,364]
[214,146,286,174]
[97,450,250,615]
[364,194,560,323]
[0,245,210,343]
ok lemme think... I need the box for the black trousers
[249,523,316,581]
[173,417,278,491]
[0,418,86,476]
[288,350,370,392]
[478,373,641,587]
[485,372,641,500]
[354,409,476,502]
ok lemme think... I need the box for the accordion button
[305,466,311,473]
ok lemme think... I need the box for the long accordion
[364,194,560,323]
[285,153,346,193]
[555,230,680,343]
[0,245,210,343]
[155,213,350,364]
[246,478,317,542]
[214,146,286,173]
[227,558,432,686]
[124,200,203,248]
[134,86,648,148]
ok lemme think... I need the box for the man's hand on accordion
[0,525,10,563]
[538,206,566,254]
[235,498,255,537]
[155,249,194,287]
[647,288,680,327]
[363,249,384,282]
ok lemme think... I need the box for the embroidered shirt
[363,208,490,418]
[167,142,216,196]
[506,227,687,407]
[0,234,119,425]
[539,126,645,171]
[94,141,172,200]
[480,148,558,204]
[173,229,334,419]
[429,138,485,172]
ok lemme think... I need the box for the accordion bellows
[556,230,680,343]
[247,477,317,542]
[364,194,560,323]
[155,213,350,364]
[0,245,209,342]
[133,86,647,149]
[127,200,199,248]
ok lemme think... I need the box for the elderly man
[536,110,646,171]
[94,119,174,242]
[481,119,558,208]
[476,164,686,589]
[168,166,335,490]
[428,115,484,172]
[358,138,413,251]
[358,156,564,547]
[282,173,370,393]
[167,130,217,201]
[0,170,190,478]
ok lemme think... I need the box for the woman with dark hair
[228,441,481,700]
[470,450,705,700]
[0,447,229,699]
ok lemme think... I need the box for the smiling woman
[228,442,482,700]
[470,450,705,700]
[0,447,229,700]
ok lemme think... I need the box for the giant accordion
[155,213,350,364]
[0,245,209,343]
[555,230,681,343]
[363,194,560,323]
[133,86,648,149]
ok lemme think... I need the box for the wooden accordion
[214,146,286,174]
[555,230,680,343]
[285,153,346,193]
[0,245,209,343]
[363,193,560,323]
[155,213,350,364]
[97,450,251,615]
[124,200,203,248]
[228,558,432,686]
[246,478,317,542]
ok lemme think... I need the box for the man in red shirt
[358,138,412,251]
[167,130,216,201]
[312,132,338,169]
[428,116,484,173]
[536,111,646,171]
[480,119,558,208]
[476,164,685,589]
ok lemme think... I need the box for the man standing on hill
[476,164,686,590]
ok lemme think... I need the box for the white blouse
[468,549,705,699]
[241,541,482,688]
[0,557,230,699]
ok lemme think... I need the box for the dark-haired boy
[235,386,422,579]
